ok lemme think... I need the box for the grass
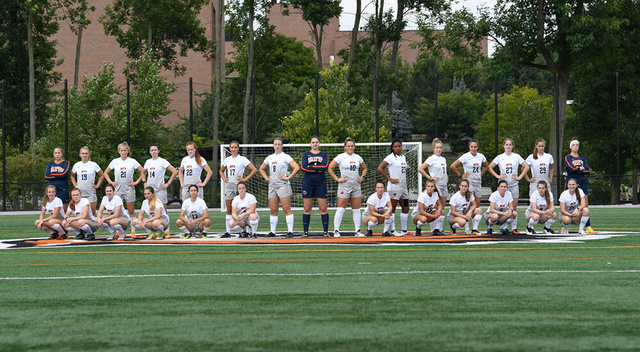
[1,207,640,351]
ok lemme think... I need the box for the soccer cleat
[394,230,405,237]
[389,230,399,237]
[75,232,86,240]
[400,230,409,236]
[366,229,373,237]
[471,229,481,235]
[382,231,391,237]
[333,230,341,238]
[486,228,493,235]
[585,227,597,234]
[543,227,555,235]
[267,232,276,237]
[251,232,258,238]
[579,228,587,235]
[220,232,231,238]
[201,232,207,239]
[119,232,127,240]
[323,231,330,237]
[302,232,309,238]
[49,232,59,240]
[286,232,294,238]
[561,227,568,234]
[86,234,95,241]
[414,227,422,236]
[432,229,443,236]
[57,233,68,240]
[525,227,535,235]
[511,229,522,235]
[500,228,512,236]
[450,226,456,235]
[183,233,192,239]
[354,229,364,237]
[106,232,116,240]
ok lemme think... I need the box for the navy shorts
[56,186,70,204]
[302,183,327,199]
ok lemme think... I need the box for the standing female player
[419,138,449,223]
[300,136,329,237]
[411,179,445,236]
[564,138,595,233]
[95,184,131,240]
[104,142,146,217]
[485,180,517,235]
[450,139,489,213]
[525,138,555,196]
[179,141,213,202]
[176,184,211,239]
[448,179,483,235]
[144,144,178,212]
[132,187,171,240]
[487,138,529,234]
[71,146,104,215]
[377,140,410,236]
[327,137,368,237]
[35,185,66,239]
[62,188,98,240]
[220,141,258,237]
[362,180,394,237]
[559,178,590,235]
[525,181,557,235]
[227,182,260,238]
[259,138,300,238]
[45,147,71,212]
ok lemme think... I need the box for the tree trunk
[385,0,404,135]
[28,5,36,153]
[242,2,255,144]
[548,70,568,188]
[315,25,324,71]
[73,7,85,89]
[147,18,153,51]
[343,0,361,82]
[213,0,223,190]
[373,0,384,81]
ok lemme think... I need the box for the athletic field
[2,207,640,351]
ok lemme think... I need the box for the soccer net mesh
[220,142,423,211]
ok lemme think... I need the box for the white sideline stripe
[2,270,640,281]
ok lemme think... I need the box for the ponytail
[186,141,203,165]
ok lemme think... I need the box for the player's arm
[219,164,228,183]
[285,160,300,180]
[103,167,115,186]
[240,163,258,181]
[559,202,571,217]
[95,170,105,188]
[178,166,185,187]
[259,162,270,182]
[70,171,78,187]
[358,162,367,183]
[327,160,340,182]
[548,163,555,183]
[516,162,530,181]
[418,162,430,180]
[487,161,501,179]
[178,209,189,224]
[377,161,394,183]
[164,165,178,189]
[449,159,462,178]
[480,161,490,176]
[133,165,146,186]
[199,163,213,187]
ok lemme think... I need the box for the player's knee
[582,208,590,216]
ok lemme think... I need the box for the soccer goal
[220,142,423,211]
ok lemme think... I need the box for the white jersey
[181,197,208,220]
[492,153,525,186]
[383,153,407,189]
[333,152,364,185]
[141,199,170,224]
[43,197,65,220]
[222,155,251,184]
[69,198,95,221]
[423,155,448,180]
[72,161,101,190]
[457,152,487,184]
[559,189,585,213]
[232,193,257,215]
[448,191,476,216]
[100,195,130,221]
[526,153,554,183]
[144,157,172,189]
[263,152,294,187]
[363,192,391,217]
[527,191,554,213]
[180,155,208,186]
[108,157,141,194]
[488,191,514,213]
[412,190,440,217]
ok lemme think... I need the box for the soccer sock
[67,227,80,235]
[43,227,55,234]
[232,225,243,232]
[302,214,311,233]
[112,224,124,235]
[389,214,396,232]
[472,214,482,230]
[367,221,378,230]
[269,215,278,233]
[179,226,188,233]
[436,216,445,231]
[52,223,64,234]
[225,215,232,233]
[429,221,435,233]
[512,213,518,230]
[203,225,210,233]
[80,224,93,234]
[384,217,393,232]
[486,218,495,229]
[249,219,259,234]
[352,208,361,231]
[101,222,114,234]
[156,225,164,234]
[464,223,469,232]
[580,216,590,231]
[451,223,460,229]
[400,212,408,232]
[563,224,569,233]
[334,207,346,231]
[321,213,329,232]
[286,214,294,233]
[417,220,425,229]
[545,218,556,228]
[528,218,537,228]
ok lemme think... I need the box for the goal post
[220,142,423,211]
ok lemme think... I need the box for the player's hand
[337,176,347,183]
[462,172,470,178]
[160,183,168,190]
[530,177,537,183]
[390,178,399,185]
[128,181,136,187]
[498,174,507,180]
[357,176,364,183]
[196,182,205,187]
[432,177,440,183]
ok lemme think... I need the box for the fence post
[434,74,438,139]
[494,74,498,157]
[375,74,379,142]
[126,78,130,145]
[616,72,620,204]
[189,77,193,142]
[252,75,256,143]
[634,168,638,205]
[64,79,68,158]
[315,74,319,137]
[555,73,561,201]
[1,79,5,211]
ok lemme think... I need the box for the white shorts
[337,183,362,199]
[79,186,97,203]
[224,182,238,201]
[469,182,482,199]
[436,181,449,198]
[154,188,168,204]
[388,186,409,200]
[507,183,519,200]
[268,184,293,199]
[116,188,136,203]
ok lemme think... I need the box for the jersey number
[272,165,277,173]
[473,166,480,173]
[120,171,126,178]
[539,167,546,175]
[186,169,193,177]
[191,213,198,220]
[349,165,357,172]
[229,169,235,176]
[401,166,406,174]
[81,174,88,181]
[505,166,513,174]
[150,171,155,178]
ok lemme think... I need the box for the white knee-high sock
[472,214,482,230]
[334,207,346,231]
[389,214,396,231]
[512,213,519,230]
[225,215,232,233]
[580,216,589,231]
[417,220,425,229]
[179,225,189,233]
[52,223,64,234]
[352,208,361,231]
[367,221,378,230]
[270,215,278,233]
[400,212,408,232]
[67,227,80,235]
[544,218,556,228]
[436,216,445,231]
[384,217,393,232]
[249,219,259,234]
[80,224,93,234]
[101,222,114,234]
[232,225,243,232]
[451,223,460,229]
[528,218,537,228]
[112,224,124,234]
[286,214,294,232]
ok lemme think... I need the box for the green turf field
[2,207,640,351]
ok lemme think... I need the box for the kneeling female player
[361,180,394,237]
[176,184,211,239]
[228,182,259,238]
[525,181,557,235]
[412,179,445,236]
[62,188,98,240]
[448,179,483,235]
[485,179,517,235]
[95,184,131,240]
[559,178,590,235]
[132,187,170,239]
[35,185,66,239]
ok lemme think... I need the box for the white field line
[2,270,640,281]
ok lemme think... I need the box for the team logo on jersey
[229,164,236,168]
[392,193,397,196]
[50,165,66,173]
[571,160,584,168]
[119,167,127,170]
[149,167,156,171]
[307,156,324,163]
[539,163,546,166]
[506,163,512,167]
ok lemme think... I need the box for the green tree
[100,0,214,76]
[282,65,389,143]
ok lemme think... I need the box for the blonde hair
[42,185,58,207]
[432,138,443,149]
[538,181,551,206]
[118,142,131,157]
[68,188,82,211]
[186,141,202,165]
[145,187,158,211]
[532,138,546,160]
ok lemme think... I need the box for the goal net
[220,142,423,211]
